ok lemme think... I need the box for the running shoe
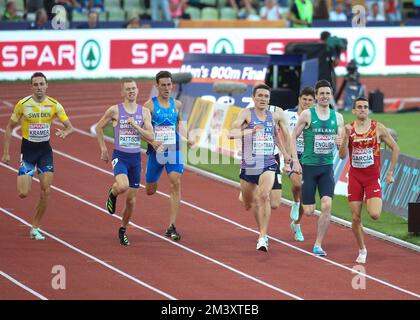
[313,246,327,256]
[290,222,304,242]
[165,224,181,241]
[119,227,130,246]
[256,237,268,252]
[106,188,117,214]
[356,249,367,264]
[290,202,300,222]
[30,227,45,240]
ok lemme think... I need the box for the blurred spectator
[77,9,99,28]
[55,0,81,21]
[288,0,313,27]
[415,0,420,18]
[313,0,329,19]
[170,0,190,20]
[342,0,352,20]
[125,14,141,28]
[228,0,254,19]
[259,0,283,20]
[151,0,171,21]
[88,0,104,12]
[29,8,49,28]
[44,0,56,19]
[367,2,385,21]
[2,1,21,21]
[26,0,44,13]
[329,2,347,21]
[385,0,401,21]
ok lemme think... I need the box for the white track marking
[0,271,48,300]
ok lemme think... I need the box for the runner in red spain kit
[339,97,399,264]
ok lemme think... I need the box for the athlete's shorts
[272,153,282,190]
[112,149,141,188]
[145,150,184,183]
[348,169,382,202]
[301,164,334,205]
[18,138,53,176]
[240,163,278,185]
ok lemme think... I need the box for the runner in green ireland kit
[289,80,344,256]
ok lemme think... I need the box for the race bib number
[296,135,304,154]
[29,123,50,142]
[155,125,176,145]
[352,148,374,168]
[119,134,140,148]
[314,134,335,154]
[253,130,274,156]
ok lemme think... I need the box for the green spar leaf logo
[212,38,235,54]
[81,40,101,70]
[353,37,376,67]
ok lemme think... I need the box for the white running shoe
[30,227,45,240]
[256,237,268,252]
[356,249,367,264]
[290,202,300,222]
[290,222,304,242]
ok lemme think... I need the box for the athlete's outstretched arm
[274,108,291,162]
[339,124,351,160]
[55,119,74,139]
[228,109,252,139]
[95,105,117,163]
[378,122,400,184]
[1,117,19,164]
[290,109,310,173]
[335,112,345,148]
[128,108,154,141]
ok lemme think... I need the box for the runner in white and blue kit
[285,86,315,242]
[96,80,154,246]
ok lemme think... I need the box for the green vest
[301,106,338,166]
[294,0,313,28]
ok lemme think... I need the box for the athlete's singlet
[114,103,143,153]
[285,106,304,158]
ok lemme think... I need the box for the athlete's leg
[270,189,282,209]
[349,201,365,250]
[121,188,139,228]
[17,175,32,198]
[167,171,182,227]
[112,174,130,196]
[32,172,53,228]
[256,170,275,238]
[145,152,164,195]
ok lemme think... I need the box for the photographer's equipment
[172,72,193,99]
[369,89,384,113]
[335,59,365,110]
[269,88,298,110]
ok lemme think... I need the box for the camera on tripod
[335,59,365,111]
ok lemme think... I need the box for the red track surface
[0,81,419,300]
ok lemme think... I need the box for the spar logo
[353,37,376,67]
[0,41,76,71]
[386,37,420,65]
[212,38,235,54]
[81,39,101,70]
[110,39,207,69]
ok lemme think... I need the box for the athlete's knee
[321,198,332,213]
[352,214,362,225]
[170,179,181,193]
[257,190,270,204]
[303,206,314,216]
[270,199,281,210]
[115,184,129,195]
[369,211,381,220]
[18,190,29,199]
[146,184,157,195]
[40,187,51,198]
[126,196,137,207]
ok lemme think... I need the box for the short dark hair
[156,70,172,84]
[315,80,332,94]
[320,31,331,42]
[352,97,369,109]
[299,86,315,98]
[31,72,47,84]
[252,83,271,96]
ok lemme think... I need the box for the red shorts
[348,169,382,202]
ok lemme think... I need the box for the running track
[0,81,419,300]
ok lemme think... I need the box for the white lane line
[2,128,420,299]
[0,163,303,300]
[0,206,176,301]
[0,270,48,300]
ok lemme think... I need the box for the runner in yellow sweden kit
[1,72,74,240]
